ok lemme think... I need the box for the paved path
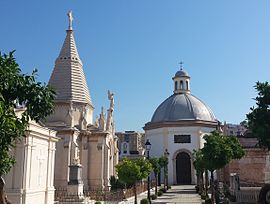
[121,185,202,204]
[152,185,202,204]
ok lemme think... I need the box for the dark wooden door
[176,152,191,184]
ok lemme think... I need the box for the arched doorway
[176,152,191,184]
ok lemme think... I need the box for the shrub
[201,194,207,200]
[223,183,230,197]
[200,191,208,200]
[157,191,163,196]
[151,194,157,200]
[140,198,150,204]
[95,202,101,204]
[159,188,166,193]
[205,198,211,204]
[195,185,199,193]
[229,194,236,202]
[109,175,125,190]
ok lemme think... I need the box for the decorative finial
[178,61,184,70]
[101,106,104,115]
[67,10,73,30]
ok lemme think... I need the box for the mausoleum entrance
[176,152,191,184]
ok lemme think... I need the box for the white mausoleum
[4,110,58,204]
[144,67,219,185]
[45,11,118,191]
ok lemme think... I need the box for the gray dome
[151,94,216,123]
[175,70,189,77]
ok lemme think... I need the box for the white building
[144,68,219,185]
[116,131,145,159]
[45,11,118,191]
[4,110,58,204]
[223,122,246,137]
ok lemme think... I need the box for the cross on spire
[178,61,184,70]
[67,10,73,30]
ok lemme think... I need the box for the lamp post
[145,139,151,203]
[164,149,170,190]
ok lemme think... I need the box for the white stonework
[4,110,58,204]
[46,12,119,192]
[80,128,118,190]
[145,126,216,185]
[48,28,92,106]
[144,68,218,185]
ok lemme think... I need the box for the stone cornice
[53,100,94,109]
[143,119,218,130]
[52,127,80,135]
[79,130,109,138]
[27,122,59,142]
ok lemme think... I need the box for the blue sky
[1,1,269,131]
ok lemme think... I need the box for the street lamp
[145,139,151,203]
[145,139,151,152]
[164,149,170,190]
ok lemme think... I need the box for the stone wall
[218,148,270,186]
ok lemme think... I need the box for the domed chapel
[144,66,219,185]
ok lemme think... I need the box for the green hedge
[140,198,150,204]
[151,194,157,200]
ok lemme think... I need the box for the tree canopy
[149,157,160,195]
[116,158,152,187]
[246,81,270,149]
[159,155,169,190]
[0,51,55,176]
[149,157,160,176]
[198,131,244,204]
[158,156,168,170]
[116,158,152,204]
[202,131,245,172]
[192,149,205,173]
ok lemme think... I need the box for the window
[186,81,189,90]
[124,135,129,142]
[175,81,178,90]
[174,135,191,143]
[123,142,128,154]
[180,81,184,89]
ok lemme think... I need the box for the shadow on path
[152,185,202,204]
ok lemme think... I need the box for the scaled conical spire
[49,11,93,107]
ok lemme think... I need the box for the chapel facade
[45,11,118,191]
[144,67,219,185]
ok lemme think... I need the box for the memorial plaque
[174,135,191,143]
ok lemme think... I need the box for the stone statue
[98,107,106,131]
[82,106,87,119]
[67,101,74,126]
[95,116,99,128]
[106,90,115,131]
[108,90,114,111]
[67,10,73,30]
[217,121,223,133]
[71,134,80,165]
[80,105,87,130]
[112,120,115,135]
